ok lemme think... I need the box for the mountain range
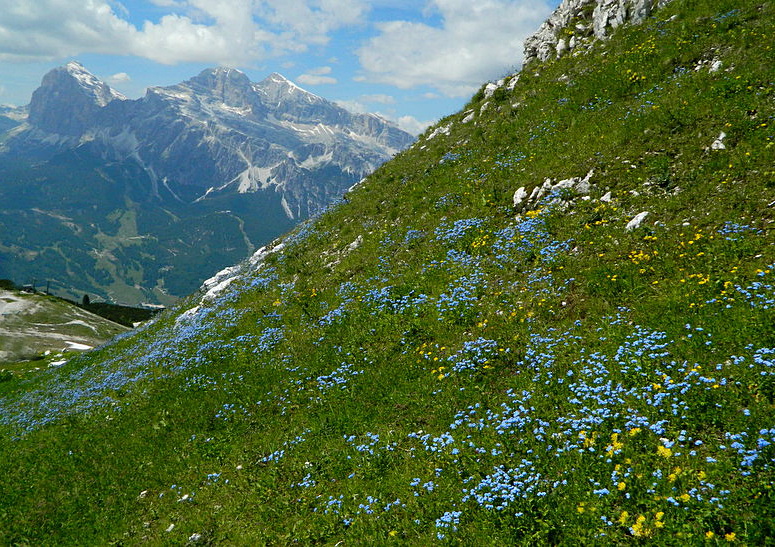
[0,64,413,305]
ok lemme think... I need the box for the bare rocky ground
[0,289,127,367]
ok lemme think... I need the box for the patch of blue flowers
[436,273,486,322]
[434,218,485,246]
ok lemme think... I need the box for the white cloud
[297,73,337,85]
[395,114,433,135]
[0,0,368,65]
[148,0,186,6]
[360,93,395,104]
[255,0,367,45]
[108,72,131,84]
[307,66,333,75]
[357,0,553,97]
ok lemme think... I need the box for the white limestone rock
[506,74,521,90]
[483,82,500,99]
[513,187,529,211]
[711,131,726,150]
[524,0,673,65]
[626,211,649,231]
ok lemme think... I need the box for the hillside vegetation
[1,0,774,543]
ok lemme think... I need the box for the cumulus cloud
[395,115,433,136]
[297,74,337,85]
[108,72,131,84]
[255,0,366,45]
[360,93,395,105]
[307,66,333,75]
[0,0,367,65]
[297,65,338,84]
[357,0,554,97]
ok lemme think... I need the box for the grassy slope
[1,0,774,543]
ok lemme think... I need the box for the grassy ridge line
[1,0,775,543]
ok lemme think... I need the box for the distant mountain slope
[0,64,413,305]
[1,0,774,544]
[0,289,127,365]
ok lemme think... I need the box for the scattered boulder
[506,74,520,90]
[483,82,500,99]
[515,169,595,212]
[711,131,726,150]
[626,211,649,231]
[513,187,529,211]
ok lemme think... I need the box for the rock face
[523,0,673,65]
[28,62,126,136]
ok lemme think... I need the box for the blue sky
[0,0,558,134]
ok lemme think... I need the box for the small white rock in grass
[711,131,726,150]
[626,211,649,231]
[166,524,175,532]
[138,490,148,499]
[506,74,520,90]
[600,191,612,202]
[513,187,528,211]
[345,235,363,253]
[189,533,203,543]
[483,82,500,99]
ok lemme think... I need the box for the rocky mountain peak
[186,67,255,108]
[28,61,125,135]
[254,72,321,107]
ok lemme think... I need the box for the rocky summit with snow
[0,65,413,305]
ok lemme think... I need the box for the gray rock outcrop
[523,0,673,65]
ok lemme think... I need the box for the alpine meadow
[1,0,775,543]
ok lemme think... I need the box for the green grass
[1,0,774,543]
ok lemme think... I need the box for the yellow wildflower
[618,511,629,525]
